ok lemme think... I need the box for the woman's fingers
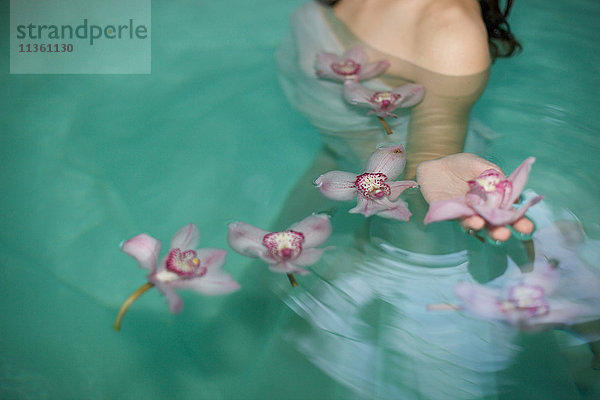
[460,215,486,231]
[486,225,511,242]
[512,217,534,235]
[460,216,534,242]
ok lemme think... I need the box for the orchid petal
[465,191,485,206]
[364,145,407,178]
[294,247,331,266]
[257,252,279,265]
[314,52,342,81]
[388,180,418,200]
[349,196,378,217]
[359,60,390,80]
[314,52,337,67]
[315,171,358,201]
[424,198,476,224]
[343,80,373,105]
[523,302,587,327]
[170,223,200,250]
[121,234,161,271]
[391,84,425,108]
[289,214,332,248]
[482,190,505,209]
[469,205,521,226]
[227,222,269,258]
[149,278,183,313]
[524,260,560,293]
[195,248,227,270]
[455,282,503,319]
[367,110,398,118]
[471,195,542,226]
[315,46,389,82]
[506,157,536,205]
[344,46,368,65]
[268,261,309,275]
[376,198,412,221]
[350,196,403,218]
[169,270,241,295]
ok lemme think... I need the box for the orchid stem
[377,116,392,135]
[114,282,154,331]
[287,274,298,288]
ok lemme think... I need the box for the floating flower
[227,214,332,287]
[315,45,390,82]
[452,260,587,330]
[114,224,240,330]
[316,145,417,220]
[424,157,543,226]
[343,80,425,118]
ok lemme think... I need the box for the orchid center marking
[475,174,502,192]
[166,248,206,278]
[500,284,549,316]
[370,92,400,108]
[263,230,305,261]
[331,60,361,76]
[355,172,391,199]
[509,285,544,308]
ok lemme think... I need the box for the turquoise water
[1,0,598,399]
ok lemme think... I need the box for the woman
[274,1,598,399]
[277,0,530,242]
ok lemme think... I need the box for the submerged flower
[453,260,586,329]
[424,157,544,226]
[500,284,550,318]
[227,214,332,285]
[315,45,390,82]
[115,224,240,329]
[343,80,425,118]
[316,145,417,220]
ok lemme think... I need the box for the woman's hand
[417,153,534,241]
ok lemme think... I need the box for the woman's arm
[403,0,491,178]
[334,0,492,178]
[404,67,489,178]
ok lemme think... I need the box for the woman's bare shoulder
[414,0,491,75]
[335,0,491,75]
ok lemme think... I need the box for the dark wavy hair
[479,0,521,59]
[316,0,521,60]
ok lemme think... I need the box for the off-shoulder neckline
[318,2,490,80]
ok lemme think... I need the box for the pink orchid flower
[315,45,390,82]
[227,214,332,286]
[115,224,240,330]
[425,157,543,226]
[454,260,587,330]
[343,80,425,118]
[316,145,417,221]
